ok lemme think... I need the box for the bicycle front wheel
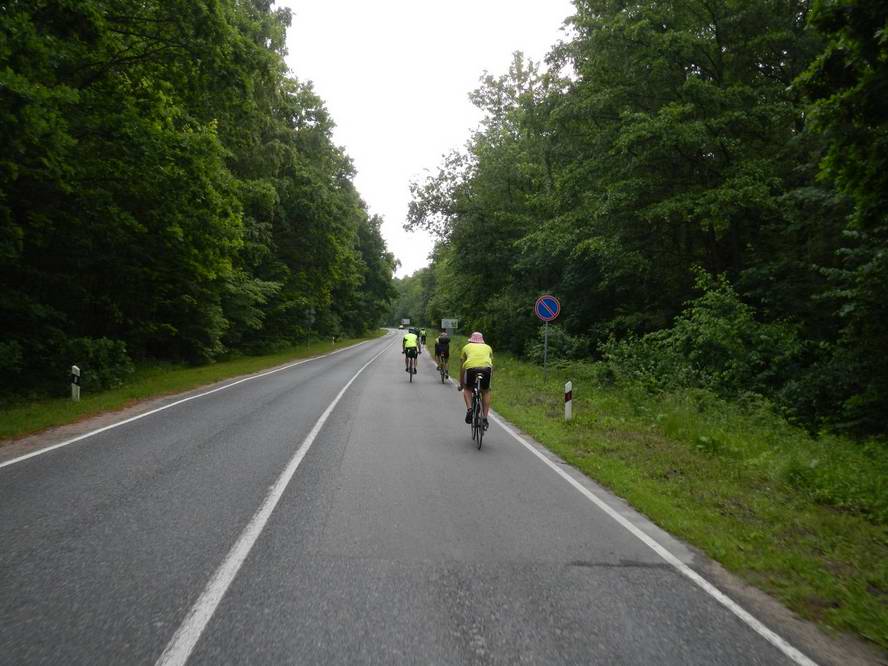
[472,399,483,448]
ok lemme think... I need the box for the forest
[1,1,397,398]
[396,0,888,436]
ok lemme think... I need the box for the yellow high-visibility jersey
[461,343,493,370]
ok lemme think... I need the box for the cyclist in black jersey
[434,330,450,373]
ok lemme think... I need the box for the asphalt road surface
[0,331,821,664]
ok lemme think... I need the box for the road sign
[535,295,561,381]
[534,295,560,322]
[401,318,410,325]
[441,318,458,329]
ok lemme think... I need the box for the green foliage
[0,0,395,394]
[525,324,591,364]
[797,0,888,433]
[406,0,888,435]
[601,271,804,402]
[64,337,134,392]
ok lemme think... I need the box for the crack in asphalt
[568,559,674,571]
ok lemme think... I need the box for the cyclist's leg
[463,368,475,422]
[480,369,492,419]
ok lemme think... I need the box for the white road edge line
[155,339,395,666]
[429,353,816,666]
[0,336,388,471]
[489,413,818,666]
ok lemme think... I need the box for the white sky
[280,0,575,277]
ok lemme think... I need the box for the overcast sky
[280,0,575,277]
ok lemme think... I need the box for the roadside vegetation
[398,0,888,437]
[0,332,384,442]
[1,2,397,405]
[443,335,887,648]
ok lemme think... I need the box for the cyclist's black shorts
[465,367,492,390]
[435,345,450,359]
[405,347,418,359]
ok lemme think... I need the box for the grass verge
[0,331,385,442]
[448,340,888,649]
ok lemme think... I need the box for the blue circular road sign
[534,294,561,322]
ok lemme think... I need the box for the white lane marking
[0,336,390,471]
[154,340,394,666]
[423,353,816,666]
[489,413,818,666]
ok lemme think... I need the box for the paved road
[0,331,814,664]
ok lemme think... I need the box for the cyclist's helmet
[468,331,484,343]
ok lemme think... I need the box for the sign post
[71,365,81,402]
[545,322,548,378]
[534,294,561,381]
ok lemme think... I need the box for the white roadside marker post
[71,365,81,402]
[565,380,572,421]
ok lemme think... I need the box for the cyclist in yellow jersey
[403,331,419,374]
[460,331,493,428]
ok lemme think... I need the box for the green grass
[448,341,888,649]
[0,331,385,441]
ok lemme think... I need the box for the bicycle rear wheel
[469,395,477,441]
[409,358,413,382]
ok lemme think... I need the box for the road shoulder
[487,406,887,666]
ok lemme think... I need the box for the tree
[798,0,888,431]
[0,0,395,394]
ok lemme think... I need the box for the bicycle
[438,355,449,383]
[469,373,484,448]
[405,350,417,382]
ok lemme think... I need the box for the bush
[64,337,135,392]
[471,289,540,355]
[600,270,803,401]
[525,324,592,365]
[0,340,24,376]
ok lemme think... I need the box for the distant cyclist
[408,327,421,353]
[403,330,419,374]
[420,328,427,350]
[434,329,450,373]
[459,331,493,428]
